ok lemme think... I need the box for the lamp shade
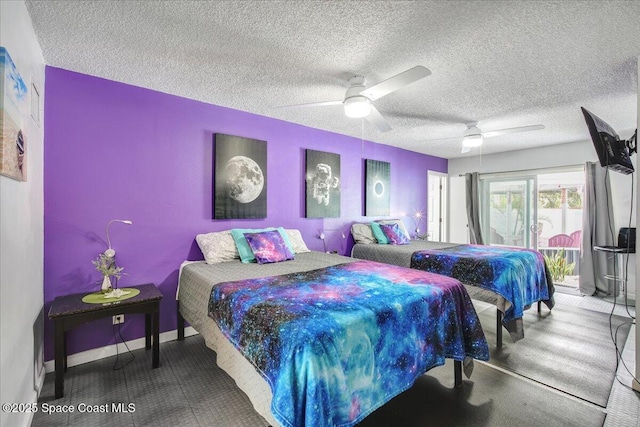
[344,96,372,118]
[462,134,484,148]
[462,126,484,148]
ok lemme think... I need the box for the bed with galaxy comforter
[177,251,488,427]
[351,238,555,345]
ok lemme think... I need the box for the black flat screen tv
[581,107,634,175]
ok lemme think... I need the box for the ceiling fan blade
[274,100,343,109]
[421,136,463,143]
[461,146,471,154]
[482,124,545,138]
[365,105,392,132]
[359,66,431,101]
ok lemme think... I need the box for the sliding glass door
[480,177,537,249]
[479,168,585,286]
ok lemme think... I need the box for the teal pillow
[231,227,295,263]
[369,222,389,244]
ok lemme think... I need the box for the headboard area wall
[43,66,447,361]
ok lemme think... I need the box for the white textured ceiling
[25,0,640,159]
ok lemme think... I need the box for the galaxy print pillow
[379,223,410,245]
[244,230,295,264]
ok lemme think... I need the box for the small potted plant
[92,253,125,293]
[543,248,575,284]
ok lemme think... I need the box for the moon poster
[365,159,390,216]
[0,47,28,182]
[305,149,340,218]
[214,134,267,219]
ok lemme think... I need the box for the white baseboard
[35,365,46,392]
[44,327,199,373]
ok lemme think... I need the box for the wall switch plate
[113,314,124,325]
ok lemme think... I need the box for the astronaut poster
[365,159,390,216]
[305,149,340,218]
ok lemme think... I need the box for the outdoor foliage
[538,189,582,209]
[543,248,575,282]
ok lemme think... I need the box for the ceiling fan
[277,66,431,133]
[428,122,545,153]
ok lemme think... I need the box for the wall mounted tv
[581,107,636,175]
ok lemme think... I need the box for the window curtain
[579,162,615,295]
[465,172,485,244]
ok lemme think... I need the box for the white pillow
[196,230,240,264]
[351,223,376,244]
[285,229,311,253]
[376,219,411,241]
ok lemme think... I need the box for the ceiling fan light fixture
[462,125,484,148]
[462,134,484,148]
[344,96,372,118]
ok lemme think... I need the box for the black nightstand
[48,283,163,399]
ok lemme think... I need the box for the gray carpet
[34,335,608,427]
[477,302,632,408]
[34,336,269,427]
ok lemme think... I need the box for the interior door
[480,177,537,249]
[427,171,447,242]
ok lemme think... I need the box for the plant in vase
[92,253,125,294]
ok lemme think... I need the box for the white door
[427,171,448,242]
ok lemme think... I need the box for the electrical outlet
[113,314,124,325]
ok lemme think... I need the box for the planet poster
[365,159,390,216]
[0,47,29,182]
[214,134,267,219]
[305,149,340,218]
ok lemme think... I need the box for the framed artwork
[214,133,267,219]
[0,47,29,182]
[365,159,390,216]
[305,149,340,218]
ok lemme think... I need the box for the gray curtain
[579,162,615,295]
[465,172,484,244]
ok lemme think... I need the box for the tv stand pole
[594,246,636,307]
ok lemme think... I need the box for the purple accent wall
[43,67,447,361]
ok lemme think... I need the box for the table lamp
[104,219,133,257]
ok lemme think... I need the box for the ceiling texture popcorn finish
[25,0,640,159]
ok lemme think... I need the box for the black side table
[48,283,163,399]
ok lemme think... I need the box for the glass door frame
[479,174,538,250]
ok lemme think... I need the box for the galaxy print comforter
[208,260,489,427]
[410,244,554,328]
